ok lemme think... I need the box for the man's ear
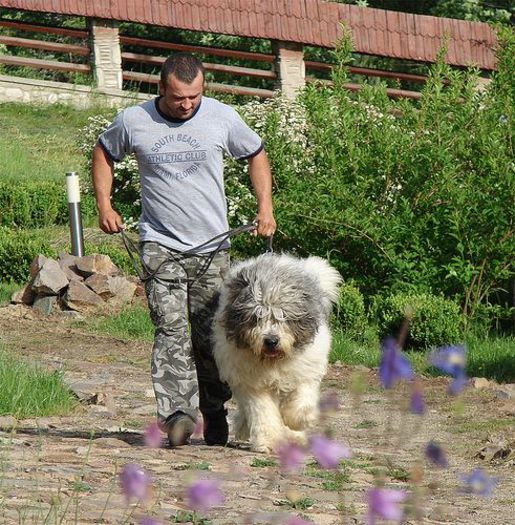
[158,80,165,96]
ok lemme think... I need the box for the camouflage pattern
[141,241,231,422]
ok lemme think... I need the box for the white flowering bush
[78,114,140,230]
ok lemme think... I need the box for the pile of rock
[11,253,143,315]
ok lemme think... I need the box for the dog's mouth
[262,347,284,359]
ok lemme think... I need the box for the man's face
[159,71,204,120]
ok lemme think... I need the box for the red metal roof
[0,0,498,69]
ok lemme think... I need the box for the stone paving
[0,305,513,524]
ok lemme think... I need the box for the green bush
[0,227,135,283]
[372,292,464,349]
[0,180,97,229]
[0,227,57,283]
[77,27,514,330]
[332,282,368,341]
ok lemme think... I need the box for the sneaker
[163,411,196,447]
[203,408,229,446]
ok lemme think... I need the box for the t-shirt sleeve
[225,109,263,160]
[98,111,131,163]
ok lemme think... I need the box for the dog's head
[219,255,329,360]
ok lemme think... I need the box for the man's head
[159,53,205,120]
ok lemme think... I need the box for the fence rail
[0,17,429,100]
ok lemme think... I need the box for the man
[92,52,275,447]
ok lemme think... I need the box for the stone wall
[0,74,153,108]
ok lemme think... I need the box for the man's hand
[254,210,276,237]
[98,207,124,234]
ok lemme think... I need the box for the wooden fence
[0,17,427,100]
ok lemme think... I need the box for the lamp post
[66,172,85,257]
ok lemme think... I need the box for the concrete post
[272,41,305,99]
[90,19,123,91]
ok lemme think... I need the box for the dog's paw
[251,443,274,454]
[282,404,318,431]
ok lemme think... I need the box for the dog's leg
[238,391,302,453]
[233,409,250,441]
[281,381,320,431]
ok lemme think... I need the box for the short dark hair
[160,53,204,85]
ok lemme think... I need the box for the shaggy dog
[213,253,341,452]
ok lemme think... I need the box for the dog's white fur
[213,253,341,452]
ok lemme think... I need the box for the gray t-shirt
[99,96,263,253]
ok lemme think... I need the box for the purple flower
[144,421,163,448]
[319,390,341,413]
[140,518,161,525]
[461,468,498,497]
[367,487,407,525]
[277,441,307,473]
[119,463,152,502]
[186,479,225,512]
[448,373,468,396]
[410,383,426,415]
[310,434,351,469]
[379,337,414,389]
[425,441,448,468]
[429,345,467,377]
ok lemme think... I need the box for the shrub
[333,282,368,341]
[77,27,515,328]
[372,292,464,350]
[0,180,97,229]
[0,227,57,283]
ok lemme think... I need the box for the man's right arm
[92,142,123,233]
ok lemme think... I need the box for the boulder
[11,282,35,305]
[33,295,58,315]
[58,253,84,282]
[62,280,105,312]
[105,275,137,306]
[31,258,69,295]
[75,254,119,277]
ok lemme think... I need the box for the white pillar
[90,19,123,91]
[272,41,305,99]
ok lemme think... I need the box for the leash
[120,223,273,284]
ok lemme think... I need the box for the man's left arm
[248,149,276,237]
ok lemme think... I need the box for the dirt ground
[0,304,513,525]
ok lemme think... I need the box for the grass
[330,329,515,383]
[77,304,155,342]
[0,346,77,418]
[0,102,115,181]
[0,281,22,306]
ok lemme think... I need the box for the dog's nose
[264,336,279,349]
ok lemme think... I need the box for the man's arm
[92,142,123,234]
[248,149,276,237]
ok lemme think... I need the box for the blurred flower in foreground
[429,345,466,377]
[311,434,351,469]
[119,463,152,502]
[187,479,225,512]
[425,441,448,468]
[140,517,161,525]
[319,390,341,413]
[461,468,498,497]
[144,421,163,448]
[429,345,468,395]
[410,382,426,415]
[448,373,468,396]
[367,487,407,524]
[379,337,414,389]
[277,441,307,473]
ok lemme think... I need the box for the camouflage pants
[140,241,231,422]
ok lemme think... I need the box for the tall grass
[0,102,115,181]
[330,330,515,383]
[0,347,77,418]
[80,304,155,342]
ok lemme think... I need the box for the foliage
[371,292,464,349]
[333,282,368,341]
[0,227,57,283]
[0,180,96,229]
[0,347,76,418]
[77,28,514,330]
